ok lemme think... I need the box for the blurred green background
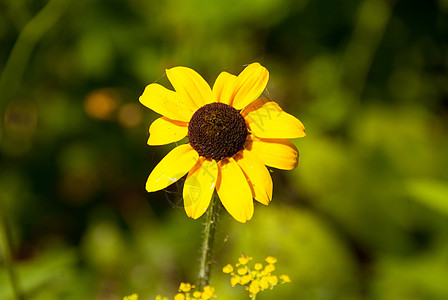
[1,0,448,299]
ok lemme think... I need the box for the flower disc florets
[188,102,248,161]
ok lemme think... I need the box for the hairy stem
[197,194,220,290]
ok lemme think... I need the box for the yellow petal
[166,66,214,108]
[235,150,272,205]
[146,144,198,192]
[139,83,194,122]
[232,63,269,110]
[216,158,254,223]
[148,117,188,146]
[242,98,306,139]
[212,71,237,105]
[247,136,299,170]
[183,158,218,219]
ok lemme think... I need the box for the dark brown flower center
[188,102,248,161]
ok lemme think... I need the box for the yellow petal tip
[145,184,157,193]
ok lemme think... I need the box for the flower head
[179,282,192,292]
[124,294,139,300]
[140,63,305,222]
[170,283,216,300]
[223,254,291,298]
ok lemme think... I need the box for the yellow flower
[262,263,276,275]
[240,274,252,285]
[267,275,279,286]
[201,286,215,299]
[123,294,138,300]
[279,274,291,283]
[140,63,305,223]
[178,282,192,292]
[265,256,277,264]
[260,277,270,290]
[237,255,252,265]
[224,254,291,298]
[230,276,240,287]
[174,293,185,300]
[222,264,234,273]
[237,266,248,275]
[248,281,261,295]
[159,283,215,300]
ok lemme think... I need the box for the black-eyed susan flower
[140,63,305,223]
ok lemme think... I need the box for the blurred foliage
[1,0,448,299]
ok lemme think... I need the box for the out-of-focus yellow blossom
[265,256,277,264]
[179,282,192,292]
[248,281,260,295]
[174,294,185,300]
[240,275,252,285]
[202,286,215,299]
[193,291,202,298]
[223,254,291,298]
[124,294,138,300]
[267,275,278,286]
[159,282,216,300]
[222,264,234,273]
[237,255,252,266]
[258,277,269,290]
[264,263,275,273]
[231,276,240,287]
[237,267,248,275]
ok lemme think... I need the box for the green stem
[251,294,257,300]
[0,210,23,300]
[342,0,394,102]
[0,0,71,142]
[197,194,220,290]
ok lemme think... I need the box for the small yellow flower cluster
[123,293,138,300]
[222,255,291,297]
[156,282,216,300]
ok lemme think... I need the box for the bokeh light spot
[4,101,38,138]
[118,102,143,128]
[84,89,119,120]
